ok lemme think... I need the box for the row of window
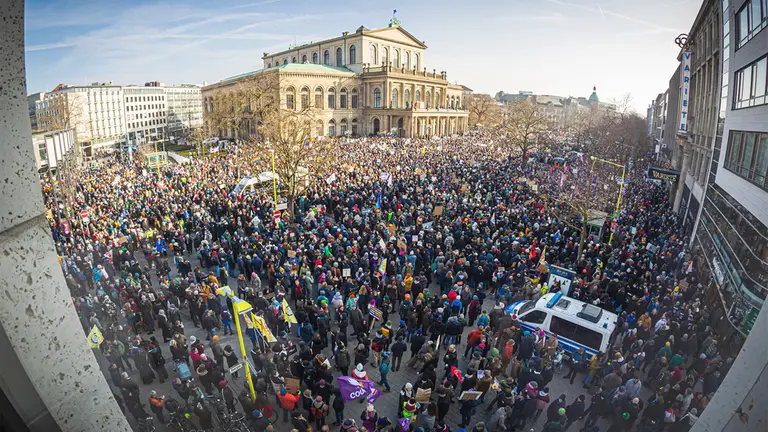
[323,119,358,137]
[129,119,164,129]
[266,44,421,70]
[126,95,164,103]
[285,87,360,110]
[724,129,768,190]
[127,104,165,112]
[737,0,768,48]
[734,55,767,109]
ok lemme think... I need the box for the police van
[507,292,617,358]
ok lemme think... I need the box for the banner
[337,376,382,403]
[282,299,298,324]
[679,51,692,132]
[398,417,412,432]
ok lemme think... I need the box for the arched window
[415,90,421,107]
[391,88,399,108]
[323,50,330,65]
[351,88,359,108]
[291,56,296,63]
[381,47,389,65]
[335,48,343,66]
[300,87,310,110]
[312,52,318,64]
[435,92,440,108]
[340,88,348,109]
[426,91,431,108]
[340,119,348,136]
[328,119,336,137]
[283,59,288,65]
[404,89,410,108]
[394,49,400,67]
[373,88,382,108]
[301,55,307,64]
[285,87,296,110]
[351,118,359,136]
[327,87,336,109]
[349,45,357,64]
[403,52,410,69]
[369,44,377,65]
[415,53,420,70]
[267,62,272,68]
[314,87,323,109]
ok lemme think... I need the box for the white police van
[507,292,617,358]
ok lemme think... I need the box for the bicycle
[135,416,155,432]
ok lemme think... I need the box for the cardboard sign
[415,387,432,402]
[369,306,383,321]
[388,224,397,237]
[285,377,300,395]
[459,391,483,401]
[397,240,407,251]
[287,250,296,258]
[433,206,443,216]
[228,364,243,374]
[342,268,351,277]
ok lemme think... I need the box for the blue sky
[25,0,700,113]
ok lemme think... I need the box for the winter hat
[251,409,262,417]
[280,388,287,396]
[197,365,208,376]
[367,403,375,412]
[314,396,323,405]
[356,363,364,372]
[558,408,566,416]
[219,380,227,389]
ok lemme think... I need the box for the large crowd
[42,130,732,432]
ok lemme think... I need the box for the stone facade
[202,22,469,139]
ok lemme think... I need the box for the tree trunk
[577,219,588,264]
[286,194,295,223]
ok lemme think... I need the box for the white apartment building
[165,85,203,139]
[35,83,127,157]
[122,85,167,147]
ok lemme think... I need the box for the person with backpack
[311,395,329,430]
[371,330,387,367]
[332,388,346,426]
[220,308,233,335]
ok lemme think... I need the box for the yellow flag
[88,325,104,349]
[282,299,298,324]
[252,313,277,343]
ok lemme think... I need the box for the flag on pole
[398,417,412,432]
[282,299,298,324]
[87,325,104,349]
[378,258,387,275]
[252,314,277,342]
[376,191,382,209]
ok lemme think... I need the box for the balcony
[362,64,450,82]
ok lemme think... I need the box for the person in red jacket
[277,386,299,423]
[465,327,484,358]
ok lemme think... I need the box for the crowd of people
[42,129,733,432]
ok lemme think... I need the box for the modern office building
[122,84,167,147]
[693,0,768,339]
[165,84,203,139]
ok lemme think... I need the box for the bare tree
[37,92,91,140]
[501,100,551,166]
[252,106,331,220]
[206,72,279,140]
[466,94,501,127]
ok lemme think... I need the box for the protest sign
[369,306,383,321]
[459,391,483,401]
[415,387,431,402]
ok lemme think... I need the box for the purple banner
[337,376,382,404]
[398,416,412,432]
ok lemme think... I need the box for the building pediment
[364,26,427,49]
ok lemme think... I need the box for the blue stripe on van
[517,322,599,359]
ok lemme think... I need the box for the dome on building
[589,86,599,102]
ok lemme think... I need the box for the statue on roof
[589,86,599,102]
[389,9,401,27]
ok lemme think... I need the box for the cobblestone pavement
[98,257,650,432]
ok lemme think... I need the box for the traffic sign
[80,209,89,224]
[273,210,281,223]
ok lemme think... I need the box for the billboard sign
[679,51,692,133]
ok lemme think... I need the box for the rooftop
[213,63,356,87]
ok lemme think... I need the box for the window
[323,50,330,65]
[328,88,336,109]
[415,90,421,107]
[725,130,768,189]
[415,53,420,70]
[735,56,767,108]
[301,88,309,110]
[352,119,358,136]
[351,89,359,108]
[286,87,295,110]
[349,45,356,64]
[435,92,440,108]
[381,47,389,65]
[340,119,348,136]
[369,44,377,65]
[336,48,343,66]
[404,89,410,108]
[283,59,288,65]
[328,120,336,137]
[302,55,307,64]
[314,87,323,109]
[520,310,547,325]
[549,316,603,351]
[340,88,348,109]
[394,49,400,67]
[737,0,768,47]
[373,88,382,108]
[426,91,431,108]
[404,52,410,69]
[391,88,399,108]
[312,52,318,64]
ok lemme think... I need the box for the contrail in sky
[598,4,606,20]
